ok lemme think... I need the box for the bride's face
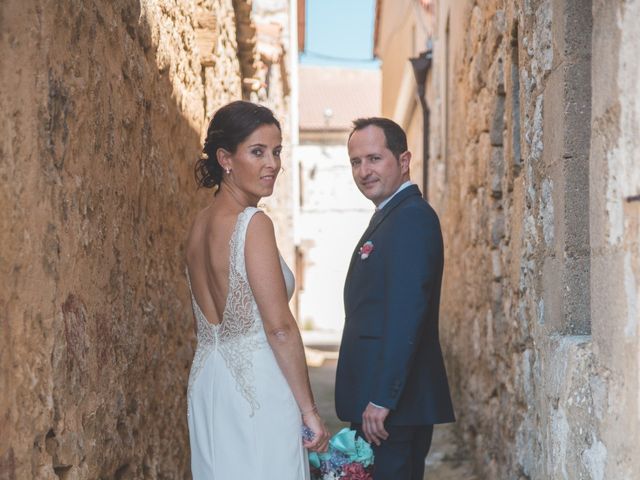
[222,124,282,201]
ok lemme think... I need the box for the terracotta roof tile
[299,66,381,130]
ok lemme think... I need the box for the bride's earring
[225,167,231,174]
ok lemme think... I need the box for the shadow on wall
[0,0,216,477]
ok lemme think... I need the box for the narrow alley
[1,0,639,479]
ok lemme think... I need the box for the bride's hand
[302,411,330,452]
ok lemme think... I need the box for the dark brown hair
[349,117,408,160]
[195,101,281,189]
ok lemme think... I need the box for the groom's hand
[362,402,390,446]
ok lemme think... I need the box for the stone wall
[0,0,289,478]
[427,0,640,478]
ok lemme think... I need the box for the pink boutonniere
[359,241,374,260]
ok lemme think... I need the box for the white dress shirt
[376,180,413,211]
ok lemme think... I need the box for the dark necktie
[369,208,383,227]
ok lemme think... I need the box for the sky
[300,0,380,69]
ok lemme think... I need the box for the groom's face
[348,125,410,206]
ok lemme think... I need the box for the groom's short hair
[349,117,408,160]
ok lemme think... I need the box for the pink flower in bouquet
[341,462,372,480]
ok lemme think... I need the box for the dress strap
[231,207,263,278]
[236,207,262,237]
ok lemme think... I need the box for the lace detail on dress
[186,207,268,417]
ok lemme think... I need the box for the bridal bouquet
[308,428,374,480]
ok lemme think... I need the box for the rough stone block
[491,209,505,247]
[490,93,506,146]
[491,250,502,280]
[195,12,219,66]
[490,146,504,197]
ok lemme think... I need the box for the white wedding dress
[186,207,310,480]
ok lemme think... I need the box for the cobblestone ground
[308,357,478,480]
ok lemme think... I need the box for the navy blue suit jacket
[335,185,455,426]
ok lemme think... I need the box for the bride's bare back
[185,203,241,326]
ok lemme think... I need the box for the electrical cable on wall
[302,50,377,63]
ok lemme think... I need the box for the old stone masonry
[0,0,292,478]
[423,0,640,478]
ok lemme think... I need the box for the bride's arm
[245,212,329,451]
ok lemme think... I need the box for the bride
[185,101,329,479]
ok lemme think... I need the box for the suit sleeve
[370,206,443,410]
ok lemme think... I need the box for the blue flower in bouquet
[327,451,350,470]
[309,428,374,480]
[330,428,374,468]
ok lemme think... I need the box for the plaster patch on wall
[544,336,599,479]
[549,407,570,479]
[532,0,553,80]
[535,0,552,65]
[605,164,624,245]
[515,410,538,476]
[525,163,534,210]
[624,253,638,337]
[521,66,533,97]
[589,374,608,422]
[531,95,544,162]
[617,1,640,427]
[607,0,640,246]
[541,178,554,245]
[617,0,640,186]
[581,436,607,480]
[521,348,534,399]
[537,298,545,325]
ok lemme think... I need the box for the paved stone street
[308,358,478,480]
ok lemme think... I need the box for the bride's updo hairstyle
[195,100,281,190]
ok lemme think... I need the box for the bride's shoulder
[245,208,273,230]
[245,209,276,243]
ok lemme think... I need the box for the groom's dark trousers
[352,424,433,480]
[335,185,455,480]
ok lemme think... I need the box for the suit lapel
[364,185,421,239]
[345,184,422,282]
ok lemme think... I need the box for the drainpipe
[409,48,433,201]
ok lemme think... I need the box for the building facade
[374,0,434,196]
[295,65,380,335]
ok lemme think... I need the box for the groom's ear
[399,150,411,174]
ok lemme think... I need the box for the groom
[335,117,455,479]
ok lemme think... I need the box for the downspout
[409,48,433,201]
